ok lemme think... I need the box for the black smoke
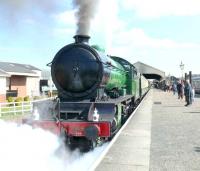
[73,0,99,35]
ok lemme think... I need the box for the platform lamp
[180,61,184,80]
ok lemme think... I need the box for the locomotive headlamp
[93,108,99,122]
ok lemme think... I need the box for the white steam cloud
[0,120,107,171]
[73,0,99,35]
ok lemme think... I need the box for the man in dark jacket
[177,80,183,99]
[184,80,193,106]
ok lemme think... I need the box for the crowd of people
[164,80,195,106]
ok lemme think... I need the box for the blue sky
[0,0,200,77]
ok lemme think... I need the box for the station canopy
[133,61,165,81]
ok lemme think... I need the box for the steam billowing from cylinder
[73,0,99,35]
[0,120,108,171]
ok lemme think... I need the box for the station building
[0,62,41,102]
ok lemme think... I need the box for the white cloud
[53,10,76,26]
[121,0,200,18]
[112,28,200,49]
[108,27,200,76]
[53,28,74,37]
[52,10,77,39]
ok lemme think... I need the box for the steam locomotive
[29,35,150,151]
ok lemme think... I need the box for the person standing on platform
[184,80,193,106]
[177,80,183,99]
[172,83,177,95]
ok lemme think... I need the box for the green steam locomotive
[31,35,150,151]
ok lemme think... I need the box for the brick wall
[10,76,27,97]
[0,94,6,102]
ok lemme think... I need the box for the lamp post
[180,61,184,80]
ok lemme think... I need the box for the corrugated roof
[0,69,10,77]
[17,63,41,71]
[0,62,41,74]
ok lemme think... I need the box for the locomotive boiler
[29,35,150,151]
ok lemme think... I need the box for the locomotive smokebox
[51,35,103,100]
[74,35,90,44]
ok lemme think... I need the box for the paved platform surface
[95,89,200,171]
[95,90,153,171]
[150,89,200,171]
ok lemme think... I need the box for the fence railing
[0,97,55,118]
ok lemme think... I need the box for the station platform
[95,89,200,171]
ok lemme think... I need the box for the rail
[0,97,55,118]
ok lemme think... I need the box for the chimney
[73,35,90,44]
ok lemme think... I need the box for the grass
[0,104,31,121]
